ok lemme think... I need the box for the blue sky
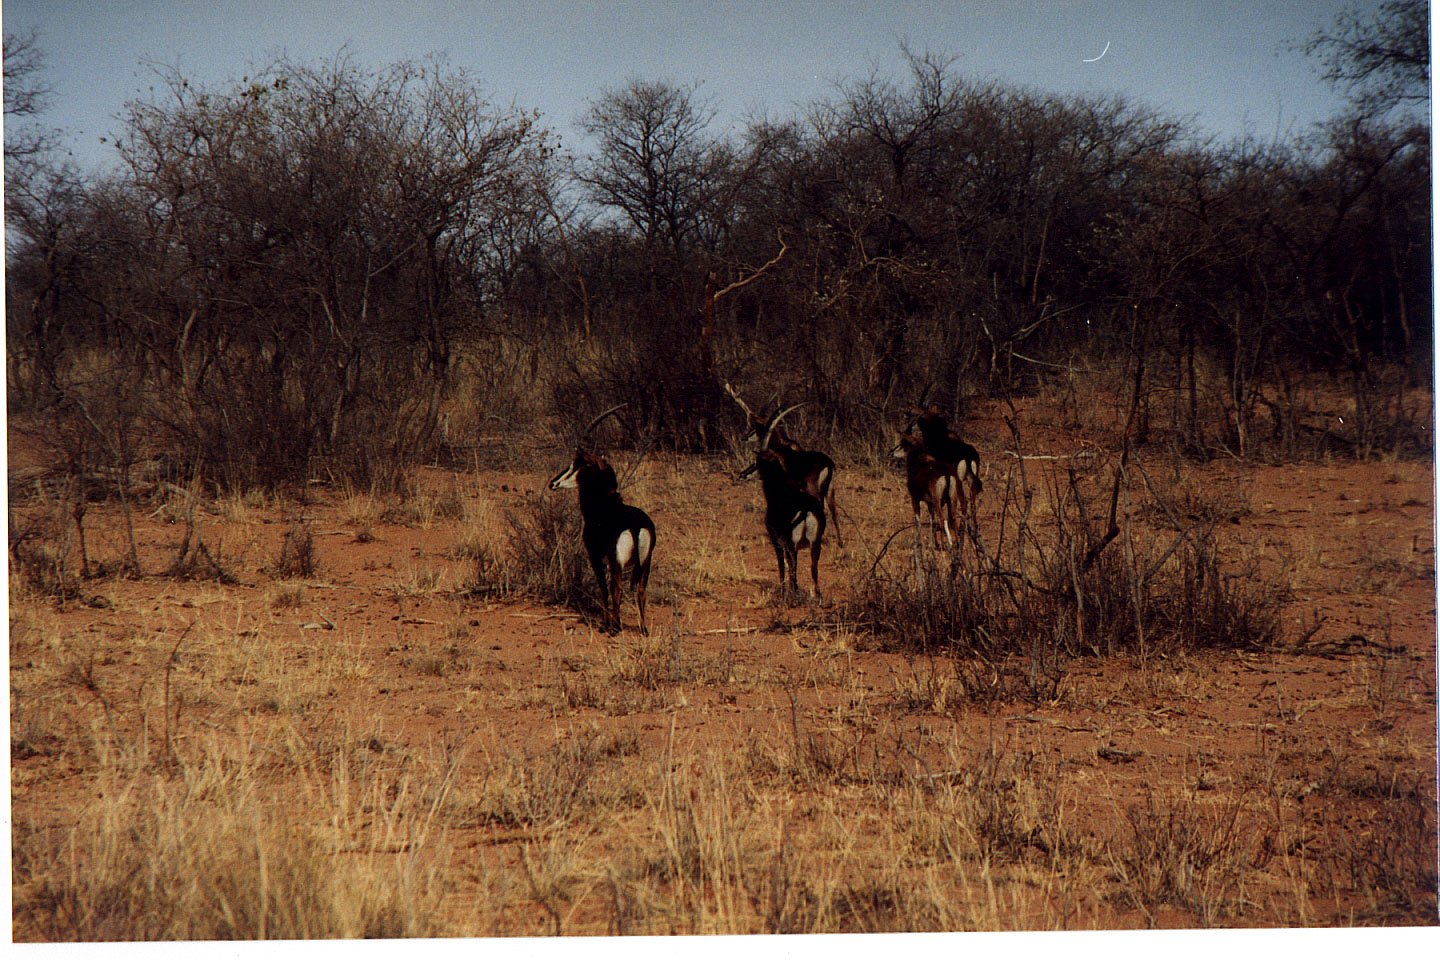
[3,0,1383,174]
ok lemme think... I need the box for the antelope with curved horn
[549,404,656,634]
[894,429,960,548]
[725,382,842,547]
[737,402,826,599]
[905,403,982,521]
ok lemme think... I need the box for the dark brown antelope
[894,429,960,548]
[725,382,842,547]
[548,405,655,634]
[907,403,982,521]
[737,403,826,599]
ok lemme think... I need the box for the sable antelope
[724,382,842,547]
[738,403,826,598]
[894,430,960,548]
[906,403,983,520]
[548,405,655,634]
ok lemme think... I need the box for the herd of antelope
[548,388,983,634]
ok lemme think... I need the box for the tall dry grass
[11,707,451,940]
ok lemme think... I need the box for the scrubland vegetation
[7,3,1436,940]
[8,433,1437,936]
[4,6,1431,492]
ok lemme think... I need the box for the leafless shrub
[274,520,316,579]
[553,337,724,452]
[843,438,1286,679]
[456,538,511,599]
[165,524,234,582]
[165,490,235,583]
[465,736,612,831]
[1108,790,1258,927]
[502,492,592,612]
[1334,776,1438,922]
[8,509,81,601]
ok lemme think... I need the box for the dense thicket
[5,10,1431,491]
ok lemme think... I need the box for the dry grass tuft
[274,520,316,579]
[1107,790,1258,927]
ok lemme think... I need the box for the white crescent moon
[1083,41,1110,63]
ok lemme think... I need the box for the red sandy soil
[8,400,1437,935]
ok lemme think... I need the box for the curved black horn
[760,402,806,450]
[581,403,628,440]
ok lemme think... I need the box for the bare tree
[576,79,731,257]
[4,28,52,132]
[1302,0,1430,119]
[5,29,65,232]
[4,29,89,407]
[835,45,967,204]
[22,54,547,489]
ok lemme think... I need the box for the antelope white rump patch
[637,528,653,565]
[791,511,818,547]
[615,530,635,566]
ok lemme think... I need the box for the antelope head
[735,401,804,482]
[550,403,627,489]
[893,429,924,459]
[724,382,770,436]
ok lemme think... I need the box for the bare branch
[713,231,788,300]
